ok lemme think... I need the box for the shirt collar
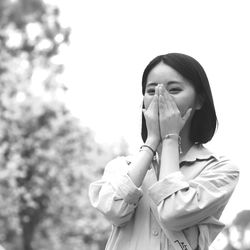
[179,143,218,164]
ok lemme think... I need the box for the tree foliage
[0,1,127,249]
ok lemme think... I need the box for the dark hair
[141,53,218,144]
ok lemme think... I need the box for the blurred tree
[0,0,121,250]
[0,0,70,97]
[213,210,250,250]
[227,210,250,250]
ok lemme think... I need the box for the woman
[89,53,239,250]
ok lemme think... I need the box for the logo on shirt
[174,240,188,250]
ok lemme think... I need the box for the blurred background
[0,0,249,249]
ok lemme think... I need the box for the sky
[53,0,250,225]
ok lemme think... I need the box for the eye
[169,88,181,94]
[146,88,155,95]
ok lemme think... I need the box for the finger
[162,86,179,113]
[158,94,165,113]
[155,85,160,114]
[160,85,172,111]
[182,108,192,122]
[155,84,159,97]
[168,94,180,113]
[158,85,165,110]
[158,84,162,95]
[148,92,158,112]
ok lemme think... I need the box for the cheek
[143,95,153,109]
[174,101,186,116]
[172,94,197,116]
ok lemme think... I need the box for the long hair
[141,53,218,144]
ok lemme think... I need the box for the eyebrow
[146,81,183,88]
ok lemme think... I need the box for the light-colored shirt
[89,144,239,250]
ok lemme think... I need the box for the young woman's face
[144,62,202,118]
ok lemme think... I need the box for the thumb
[182,108,192,122]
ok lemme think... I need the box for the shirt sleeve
[147,156,240,231]
[88,156,143,227]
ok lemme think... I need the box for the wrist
[139,145,155,157]
[161,131,179,138]
[162,134,182,154]
[145,137,159,151]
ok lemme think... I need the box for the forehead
[146,62,187,85]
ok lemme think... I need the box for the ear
[195,94,205,110]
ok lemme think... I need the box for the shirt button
[152,231,159,236]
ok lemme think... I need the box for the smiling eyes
[146,88,155,95]
[146,87,181,95]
